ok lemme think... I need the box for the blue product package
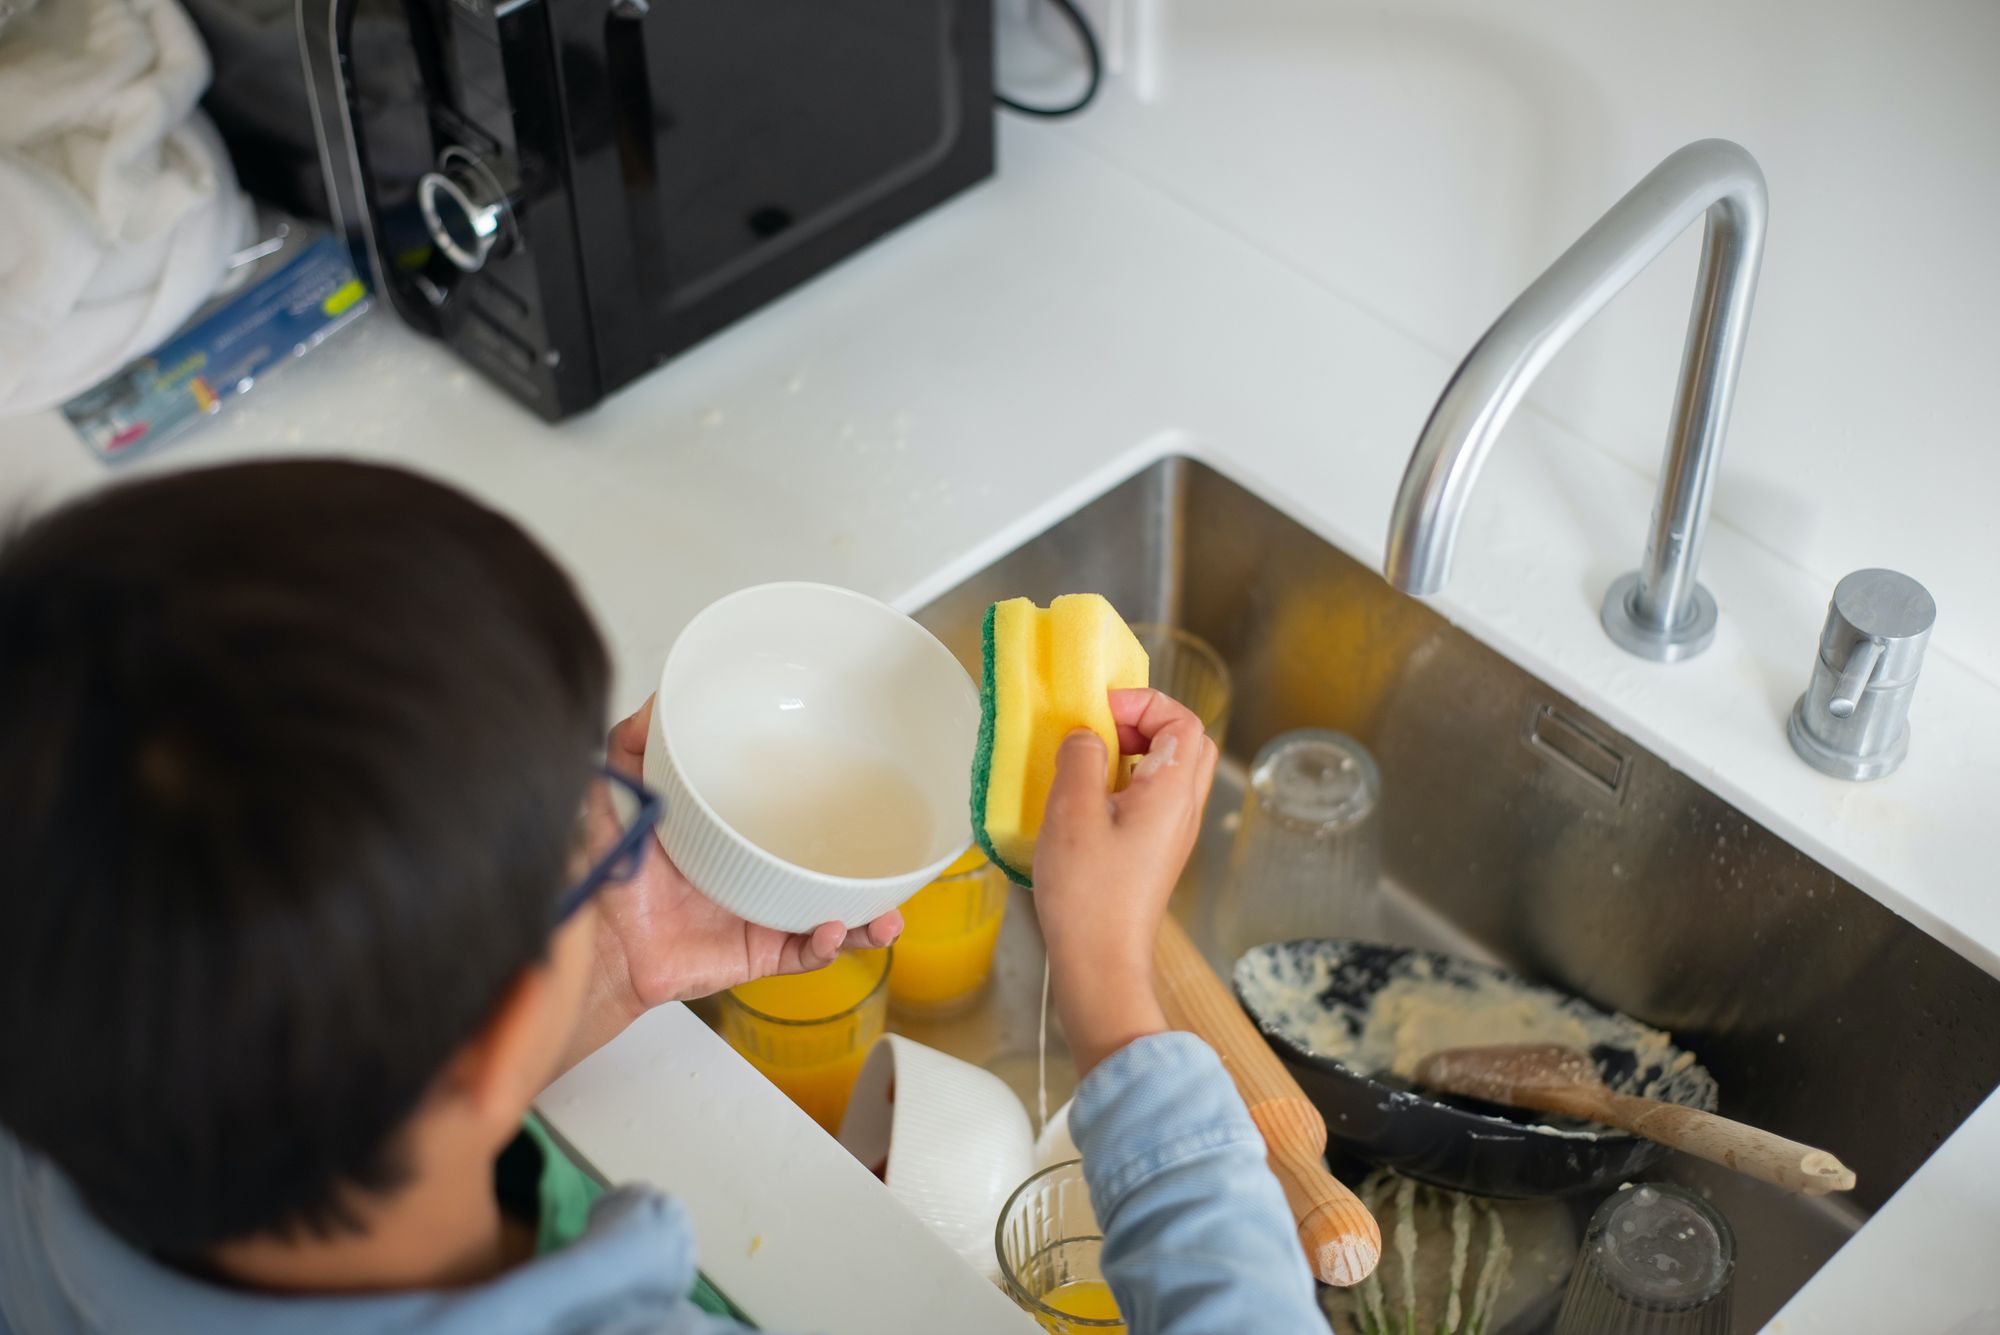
[62,235,370,462]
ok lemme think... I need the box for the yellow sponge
[971,595,1149,885]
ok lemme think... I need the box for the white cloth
[0,0,251,414]
[0,0,46,42]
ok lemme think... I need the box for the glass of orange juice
[888,848,1008,1017]
[996,1159,1125,1334]
[718,947,890,1132]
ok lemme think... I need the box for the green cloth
[510,1114,750,1323]
[517,1114,601,1258]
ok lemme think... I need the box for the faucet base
[1600,571,1718,662]
[1788,695,1909,781]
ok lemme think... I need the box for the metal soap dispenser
[1788,569,1935,780]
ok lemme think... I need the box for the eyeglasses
[556,765,665,923]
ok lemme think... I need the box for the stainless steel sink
[900,455,2000,1332]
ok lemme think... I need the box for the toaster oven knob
[418,156,510,274]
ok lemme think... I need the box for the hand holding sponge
[969,592,1383,1287]
[971,594,1149,885]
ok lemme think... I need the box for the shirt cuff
[1068,1031,1266,1218]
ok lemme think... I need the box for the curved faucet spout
[1383,139,1768,662]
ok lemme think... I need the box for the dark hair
[0,460,609,1253]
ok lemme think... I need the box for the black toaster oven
[298,0,993,419]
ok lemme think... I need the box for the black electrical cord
[996,0,1103,118]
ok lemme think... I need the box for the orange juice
[1036,1280,1123,1332]
[888,849,1007,1016]
[721,949,889,1131]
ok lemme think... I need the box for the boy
[0,461,1322,1333]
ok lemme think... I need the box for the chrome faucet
[1383,139,1769,662]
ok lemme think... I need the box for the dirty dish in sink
[643,581,979,930]
[1032,1097,1079,1172]
[1414,1042,1854,1196]
[836,1033,1033,1280]
[1324,1167,1579,1335]
[1233,939,1717,1198]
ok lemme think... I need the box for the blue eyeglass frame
[556,765,665,923]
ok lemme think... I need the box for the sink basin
[900,455,2000,1331]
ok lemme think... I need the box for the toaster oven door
[555,0,995,395]
[306,0,992,418]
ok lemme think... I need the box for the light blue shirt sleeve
[1070,1031,1325,1335]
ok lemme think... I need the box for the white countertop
[5,2,1998,1328]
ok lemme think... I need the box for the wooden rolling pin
[1414,1043,1858,1197]
[1152,914,1382,1285]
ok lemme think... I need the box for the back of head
[0,460,609,1253]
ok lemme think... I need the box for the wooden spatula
[1152,914,1383,1284]
[1412,1043,1857,1197]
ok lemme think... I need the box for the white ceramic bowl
[1032,1097,1080,1174]
[644,582,979,931]
[837,1034,1035,1279]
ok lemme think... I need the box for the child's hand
[557,697,902,1074]
[1033,688,1219,1076]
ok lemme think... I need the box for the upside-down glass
[718,947,892,1132]
[1554,1183,1736,1335]
[1215,728,1383,962]
[1129,623,1232,748]
[996,1159,1125,1333]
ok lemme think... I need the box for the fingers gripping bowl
[643,583,980,931]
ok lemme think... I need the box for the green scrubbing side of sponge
[969,602,1032,886]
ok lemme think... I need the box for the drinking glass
[889,849,1009,1017]
[1216,728,1383,961]
[717,948,891,1132]
[996,1159,1125,1333]
[1130,623,1232,748]
[1554,1183,1736,1335]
